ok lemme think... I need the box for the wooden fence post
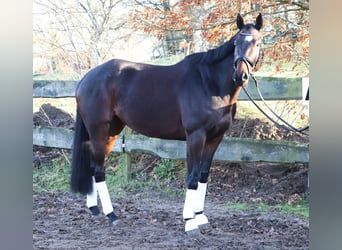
[122,128,132,183]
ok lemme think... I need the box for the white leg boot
[86,177,99,216]
[95,180,120,224]
[95,181,114,216]
[194,182,211,233]
[183,189,199,233]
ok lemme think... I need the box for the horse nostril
[242,72,249,81]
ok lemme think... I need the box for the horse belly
[116,100,186,140]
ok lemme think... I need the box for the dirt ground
[33,104,309,249]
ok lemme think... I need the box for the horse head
[233,13,263,87]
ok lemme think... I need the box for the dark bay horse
[71,13,263,234]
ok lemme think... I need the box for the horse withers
[71,13,263,235]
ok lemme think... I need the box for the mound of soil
[33,103,74,129]
[33,104,75,167]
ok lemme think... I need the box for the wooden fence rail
[33,126,309,164]
[33,78,309,181]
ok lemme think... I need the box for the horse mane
[203,33,238,64]
[183,32,238,66]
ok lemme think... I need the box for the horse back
[76,59,189,139]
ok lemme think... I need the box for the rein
[242,74,309,135]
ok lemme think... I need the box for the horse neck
[204,54,237,97]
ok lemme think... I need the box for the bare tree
[33,0,131,76]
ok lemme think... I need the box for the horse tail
[71,108,93,195]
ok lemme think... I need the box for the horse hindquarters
[71,109,93,195]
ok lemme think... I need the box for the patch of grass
[152,159,178,182]
[225,199,309,218]
[33,152,129,195]
[225,201,251,211]
[105,153,128,192]
[270,200,309,218]
[33,157,71,192]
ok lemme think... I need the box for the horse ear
[237,13,245,30]
[255,13,263,30]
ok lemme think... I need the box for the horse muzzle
[233,56,254,87]
[232,71,249,87]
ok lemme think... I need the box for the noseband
[234,56,255,74]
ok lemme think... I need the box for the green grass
[33,152,184,197]
[33,152,128,193]
[152,159,178,182]
[225,199,309,218]
[33,156,71,192]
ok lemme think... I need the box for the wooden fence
[33,78,309,181]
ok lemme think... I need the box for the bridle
[233,32,262,76]
[234,56,255,75]
[234,32,309,135]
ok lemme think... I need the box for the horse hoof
[89,206,100,216]
[198,223,212,234]
[185,228,201,237]
[111,219,124,227]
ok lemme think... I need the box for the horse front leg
[183,129,206,235]
[194,134,225,234]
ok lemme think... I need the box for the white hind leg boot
[86,177,100,216]
[86,177,98,208]
[95,181,114,215]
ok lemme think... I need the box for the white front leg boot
[194,182,211,233]
[183,189,199,233]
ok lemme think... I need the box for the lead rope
[242,74,309,135]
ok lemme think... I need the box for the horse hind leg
[87,117,124,225]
